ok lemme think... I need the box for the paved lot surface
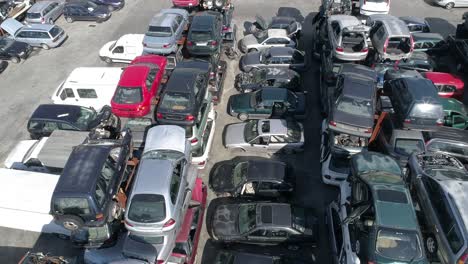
[0,0,467,263]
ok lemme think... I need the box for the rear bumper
[111,106,150,118]
[143,45,175,55]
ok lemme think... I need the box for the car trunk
[341,32,365,52]
[385,37,411,55]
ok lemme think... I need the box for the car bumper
[359,8,389,16]
[112,107,150,118]
[380,52,412,61]
[187,45,218,56]
[334,51,368,62]
[143,46,175,55]
[321,159,348,186]
[156,118,195,126]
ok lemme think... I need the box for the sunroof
[377,190,408,204]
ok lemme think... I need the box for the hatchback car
[209,159,294,198]
[125,125,197,236]
[223,119,304,152]
[399,16,431,33]
[239,29,296,53]
[228,88,306,121]
[239,47,305,72]
[186,11,223,56]
[27,104,120,139]
[422,72,464,100]
[26,1,64,24]
[327,15,370,61]
[111,55,167,118]
[1,18,67,49]
[0,37,32,63]
[206,198,317,245]
[63,1,111,23]
[142,8,189,55]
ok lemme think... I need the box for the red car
[172,0,199,7]
[423,72,465,100]
[111,55,167,117]
[167,178,207,264]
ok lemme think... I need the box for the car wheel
[238,113,248,121]
[103,57,112,64]
[248,48,258,53]
[41,43,50,50]
[10,56,20,63]
[445,2,454,9]
[65,16,73,23]
[57,215,84,231]
[425,234,438,257]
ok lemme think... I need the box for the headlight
[215,0,223,7]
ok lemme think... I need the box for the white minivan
[99,34,144,64]
[51,67,123,111]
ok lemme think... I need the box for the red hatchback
[111,55,167,118]
[423,72,465,100]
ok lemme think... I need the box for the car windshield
[49,26,61,38]
[159,92,191,112]
[190,30,212,41]
[424,167,468,181]
[287,121,302,141]
[238,204,256,234]
[336,96,373,117]
[73,107,97,130]
[376,228,422,261]
[27,12,41,19]
[142,149,184,162]
[0,38,13,49]
[244,120,259,142]
[128,234,164,245]
[232,162,248,187]
[127,194,166,223]
[394,139,425,156]
[113,86,143,104]
[146,26,172,37]
[410,103,444,119]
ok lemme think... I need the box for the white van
[0,168,69,236]
[99,34,144,64]
[51,67,123,111]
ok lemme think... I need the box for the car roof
[54,145,113,195]
[22,23,57,31]
[256,203,292,228]
[264,67,299,79]
[30,104,86,123]
[131,158,173,196]
[143,125,186,155]
[392,129,425,141]
[412,32,444,41]
[118,65,150,86]
[28,1,55,13]
[243,159,287,181]
[191,13,216,30]
[368,14,410,37]
[342,73,376,100]
[423,72,464,87]
[116,34,145,46]
[165,66,205,92]
[131,55,167,69]
[64,67,123,88]
[150,12,177,27]
[399,16,427,25]
[400,77,440,101]
[339,64,377,81]
[38,130,89,169]
[260,87,289,101]
[329,15,361,28]
[374,188,419,230]
[437,180,468,230]
[258,119,288,136]
[266,29,288,38]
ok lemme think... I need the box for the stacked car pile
[315,1,468,264]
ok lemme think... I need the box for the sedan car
[239,29,296,53]
[209,159,294,197]
[239,47,305,72]
[0,37,31,63]
[206,198,317,245]
[111,55,167,118]
[63,1,111,23]
[26,0,64,24]
[223,119,304,152]
[327,15,370,61]
[228,88,306,121]
[422,72,464,100]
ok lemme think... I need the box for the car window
[170,162,182,204]
[113,86,143,104]
[159,92,191,112]
[437,85,456,93]
[410,25,423,32]
[352,180,369,204]
[410,103,443,119]
[113,46,124,53]
[374,25,385,40]
[60,88,75,100]
[171,21,178,34]
[94,179,106,207]
[128,194,166,223]
[43,121,58,132]
[270,135,286,143]
[258,181,282,191]
[38,31,50,39]
[453,115,466,125]
[239,204,256,234]
[145,68,158,91]
[28,120,44,130]
[53,198,91,215]
[100,160,116,188]
[77,89,97,98]
[376,228,422,261]
[424,177,464,253]
[59,122,75,130]
[413,42,423,49]
[17,31,30,38]
[175,15,183,25]
[394,139,425,156]
[336,96,373,117]
[331,208,343,252]
[422,42,434,49]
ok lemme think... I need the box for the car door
[174,15,183,40]
[125,46,138,61]
[15,30,32,46]
[330,21,340,51]
[247,228,270,243]
[250,136,270,150]
[110,45,125,61]
[268,135,287,150]
[76,88,100,109]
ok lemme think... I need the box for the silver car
[0,18,67,49]
[239,29,296,53]
[142,8,189,55]
[124,125,197,236]
[26,1,64,24]
[433,0,468,9]
[327,15,369,61]
[223,119,304,152]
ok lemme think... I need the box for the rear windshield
[190,30,212,41]
[394,139,425,156]
[128,194,166,223]
[159,92,191,112]
[376,228,422,261]
[52,198,91,215]
[146,26,172,37]
[410,103,443,119]
[113,86,143,104]
[27,12,41,19]
[336,96,373,117]
[129,234,164,245]
[49,26,61,38]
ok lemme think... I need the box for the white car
[51,67,123,111]
[359,0,390,16]
[239,29,296,53]
[99,34,144,64]
[191,107,216,169]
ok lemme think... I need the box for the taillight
[404,119,411,124]
[156,260,165,264]
[187,41,193,46]
[212,96,219,102]
[364,128,372,134]
[458,252,468,264]
[410,35,414,52]
[368,262,375,264]
[335,46,344,52]
[186,115,195,121]
[156,112,163,119]
[124,220,133,227]
[191,138,198,144]
[198,160,206,166]
[96,213,104,220]
[163,218,176,228]
[383,38,389,53]
[210,40,218,46]
[162,43,170,48]
[329,120,337,126]
[209,71,215,78]
[222,26,229,31]
[361,47,368,52]
[436,120,444,126]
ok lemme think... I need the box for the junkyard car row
[1,0,468,263]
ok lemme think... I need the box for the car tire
[10,56,20,63]
[248,48,258,53]
[65,16,73,23]
[445,2,454,9]
[425,234,438,257]
[41,43,50,50]
[103,57,112,64]
[57,215,84,231]
[238,113,248,121]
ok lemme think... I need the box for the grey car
[0,18,67,49]
[239,47,305,72]
[26,1,64,24]
[142,8,189,55]
[239,29,296,53]
[223,119,304,152]
[124,125,197,236]
[327,15,370,61]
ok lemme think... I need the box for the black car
[90,0,124,11]
[209,159,294,197]
[156,60,209,126]
[187,11,223,56]
[399,16,431,33]
[63,1,111,23]
[235,68,301,93]
[206,198,317,245]
[213,249,310,264]
[50,130,132,231]
[27,104,121,139]
[326,73,377,138]
[396,51,437,72]
[383,77,444,130]
[0,37,32,63]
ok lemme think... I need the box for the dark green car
[228,87,306,121]
[346,152,428,264]
[441,97,468,129]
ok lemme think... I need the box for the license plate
[196,42,208,46]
